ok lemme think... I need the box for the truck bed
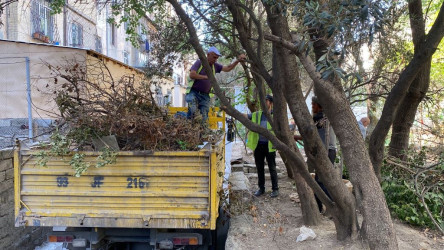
[14,142,225,230]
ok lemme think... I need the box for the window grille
[70,22,83,47]
[123,51,129,65]
[30,0,54,42]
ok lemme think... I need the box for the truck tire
[211,206,230,250]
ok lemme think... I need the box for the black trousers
[315,149,336,212]
[254,143,278,191]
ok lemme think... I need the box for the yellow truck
[14,108,229,250]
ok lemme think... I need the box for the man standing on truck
[187,47,246,121]
[246,95,279,198]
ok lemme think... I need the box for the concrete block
[243,164,257,173]
[0,179,13,193]
[0,188,13,204]
[0,202,13,212]
[0,159,13,172]
[0,171,5,182]
[0,204,12,216]
[0,213,14,226]
[243,163,256,168]
[5,168,13,180]
[0,149,14,160]
[231,164,244,172]
[229,172,251,192]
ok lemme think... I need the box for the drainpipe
[25,57,33,143]
[105,5,109,56]
[5,4,9,39]
[63,1,68,46]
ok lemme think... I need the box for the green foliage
[176,140,189,151]
[285,0,395,82]
[35,130,72,167]
[382,172,444,228]
[382,147,444,230]
[70,147,117,177]
[35,130,117,177]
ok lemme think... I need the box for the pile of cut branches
[44,57,216,151]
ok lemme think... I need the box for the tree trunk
[369,2,444,181]
[366,84,378,141]
[388,65,430,160]
[389,0,431,161]
[307,25,398,248]
[279,153,321,225]
[224,0,329,226]
[261,31,399,248]
[315,87,398,249]
[270,83,322,225]
[265,7,358,240]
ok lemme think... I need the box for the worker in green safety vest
[186,47,246,121]
[246,95,279,198]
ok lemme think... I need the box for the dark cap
[266,94,273,102]
[312,96,319,104]
[312,96,322,108]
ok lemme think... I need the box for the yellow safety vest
[246,111,276,152]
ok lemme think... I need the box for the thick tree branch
[370,2,444,178]
[167,0,333,207]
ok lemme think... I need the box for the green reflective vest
[187,64,215,98]
[247,111,276,152]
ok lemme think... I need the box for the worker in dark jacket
[294,96,335,213]
[246,95,279,198]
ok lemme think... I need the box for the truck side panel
[16,151,213,229]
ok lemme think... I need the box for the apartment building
[0,0,184,107]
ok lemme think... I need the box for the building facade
[0,0,184,107]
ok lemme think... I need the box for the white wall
[0,41,86,119]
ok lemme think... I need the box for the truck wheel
[211,206,230,250]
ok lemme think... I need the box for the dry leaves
[46,59,215,151]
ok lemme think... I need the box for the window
[164,90,172,106]
[95,36,102,53]
[137,51,147,67]
[110,23,117,46]
[156,88,163,106]
[123,11,130,30]
[31,0,54,42]
[173,73,182,85]
[70,22,83,47]
[123,51,129,65]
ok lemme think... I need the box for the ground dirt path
[225,142,444,250]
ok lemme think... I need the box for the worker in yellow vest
[246,95,279,198]
[187,47,246,121]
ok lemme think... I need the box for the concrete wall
[0,40,149,119]
[0,40,87,119]
[0,149,49,250]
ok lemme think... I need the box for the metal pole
[25,57,33,143]
[63,1,68,46]
[106,5,109,56]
